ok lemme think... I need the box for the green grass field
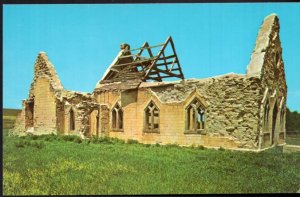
[3,129,300,195]
[3,109,300,195]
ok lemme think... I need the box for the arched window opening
[280,107,285,132]
[186,98,206,133]
[89,109,99,137]
[271,101,278,145]
[112,103,123,130]
[25,101,34,129]
[144,101,160,132]
[263,99,270,132]
[96,111,100,136]
[69,108,75,131]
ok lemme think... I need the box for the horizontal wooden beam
[130,43,165,52]
[119,54,153,60]
[150,67,182,78]
[144,36,171,79]
[155,60,178,67]
[148,75,182,79]
[157,54,176,61]
[112,58,156,68]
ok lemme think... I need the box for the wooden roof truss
[100,36,184,84]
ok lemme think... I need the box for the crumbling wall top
[33,52,63,90]
[246,13,279,76]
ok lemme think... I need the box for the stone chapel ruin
[11,14,287,151]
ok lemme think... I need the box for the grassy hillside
[3,108,21,117]
[3,129,300,195]
[2,108,21,129]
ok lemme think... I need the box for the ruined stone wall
[75,101,99,137]
[28,52,63,99]
[149,74,262,149]
[11,52,64,135]
[99,105,109,137]
[95,73,261,149]
[56,99,65,134]
[89,109,99,136]
[95,90,122,136]
[24,100,34,129]
[58,91,99,137]
[33,77,57,134]
[9,101,26,135]
[259,16,287,146]
[247,14,287,148]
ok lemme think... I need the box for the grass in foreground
[3,129,300,195]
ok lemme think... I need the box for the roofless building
[11,14,287,151]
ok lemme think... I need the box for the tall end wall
[32,77,57,134]
[247,13,287,148]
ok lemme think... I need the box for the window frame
[184,98,206,134]
[69,108,76,132]
[144,100,160,133]
[111,102,124,132]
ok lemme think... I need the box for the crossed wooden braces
[100,36,185,84]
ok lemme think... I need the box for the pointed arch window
[263,99,270,132]
[144,101,160,133]
[280,107,285,132]
[69,108,75,131]
[185,98,206,134]
[112,103,123,131]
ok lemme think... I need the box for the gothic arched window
[263,99,270,132]
[112,103,123,130]
[185,98,206,133]
[144,101,160,133]
[69,108,75,131]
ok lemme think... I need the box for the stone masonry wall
[247,14,287,148]
[33,77,57,134]
[95,73,261,149]
[9,101,26,135]
[150,74,262,149]
[261,15,287,146]
[28,52,63,99]
[57,90,100,137]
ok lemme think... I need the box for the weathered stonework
[11,14,287,151]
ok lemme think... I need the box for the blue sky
[3,3,300,111]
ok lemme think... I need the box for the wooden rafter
[100,36,184,84]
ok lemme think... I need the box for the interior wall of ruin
[25,101,34,129]
[63,106,78,135]
[59,93,100,137]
